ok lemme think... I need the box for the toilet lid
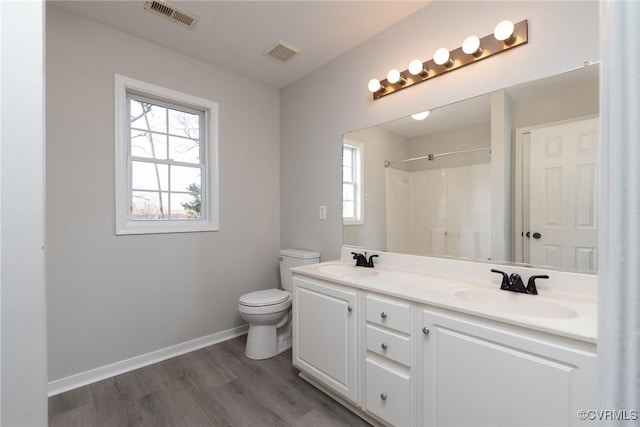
[239,289,290,307]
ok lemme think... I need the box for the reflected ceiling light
[408,59,428,76]
[368,78,385,93]
[462,35,482,56]
[368,19,528,100]
[387,69,406,85]
[433,48,454,67]
[411,110,431,121]
[494,20,516,44]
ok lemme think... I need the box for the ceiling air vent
[264,40,301,63]
[143,0,199,29]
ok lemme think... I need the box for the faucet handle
[490,269,510,290]
[367,254,379,267]
[351,251,369,267]
[526,275,549,295]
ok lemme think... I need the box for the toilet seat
[239,289,290,307]
[238,290,292,316]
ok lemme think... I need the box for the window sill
[116,220,219,235]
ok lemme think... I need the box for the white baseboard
[48,324,248,396]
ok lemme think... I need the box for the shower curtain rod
[383,147,491,167]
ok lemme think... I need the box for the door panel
[529,117,599,271]
[422,309,597,427]
[293,277,358,403]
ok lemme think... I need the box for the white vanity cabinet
[292,276,358,403]
[421,308,597,427]
[364,294,416,427]
[292,266,597,427]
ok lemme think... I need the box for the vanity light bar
[369,20,528,100]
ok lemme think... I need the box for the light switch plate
[319,205,327,220]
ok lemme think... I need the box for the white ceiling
[379,94,492,139]
[50,0,429,89]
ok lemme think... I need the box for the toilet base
[277,320,292,353]
[245,324,278,360]
[245,317,292,360]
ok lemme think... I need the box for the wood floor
[49,335,371,427]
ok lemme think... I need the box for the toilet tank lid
[280,248,320,260]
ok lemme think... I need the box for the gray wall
[46,6,281,381]
[1,1,48,424]
[511,79,599,129]
[280,1,600,261]
[408,123,492,171]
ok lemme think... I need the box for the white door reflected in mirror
[525,117,599,272]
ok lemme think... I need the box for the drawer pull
[380,393,387,401]
[380,311,387,319]
[423,327,430,335]
[381,342,388,350]
[347,305,353,312]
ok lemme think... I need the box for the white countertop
[292,259,597,344]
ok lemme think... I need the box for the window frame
[342,139,364,225]
[115,74,219,235]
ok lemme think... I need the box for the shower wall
[386,162,491,259]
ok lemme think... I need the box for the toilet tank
[279,248,320,292]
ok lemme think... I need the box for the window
[343,140,363,225]
[115,75,219,234]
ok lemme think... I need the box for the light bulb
[408,59,427,76]
[411,111,430,121]
[494,20,515,43]
[387,69,405,85]
[434,48,453,67]
[368,78,382,93]
[386,69,400,84]
[462,35,482,56]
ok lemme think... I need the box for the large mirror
[343,64,599,273]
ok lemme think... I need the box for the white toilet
[238,248,320,360]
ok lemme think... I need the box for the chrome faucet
[491,269,549,295]
[351,252,378,268]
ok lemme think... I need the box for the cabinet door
[293,276,358,403]
[422,309,597,427]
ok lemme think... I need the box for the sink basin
[314,263,379,278]
[453,288,578,319]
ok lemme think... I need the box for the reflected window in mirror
[343,140,363,225]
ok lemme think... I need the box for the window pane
[169,136,200,164]
[131,131,167,159]
[343,183,354,201]
[130,99,144,125]
[131,191,168,220]
[168,109,200,139]
[132,161,168,191]
[343,147,352,166]
[343,201,354,218]
[343,166,353,183]
[171,165,201,193]
[130,100,166,133]
[171,192,202,220]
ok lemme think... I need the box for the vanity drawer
[366,295,411,334]
[366,324,411,367]
[365,359,411,427]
